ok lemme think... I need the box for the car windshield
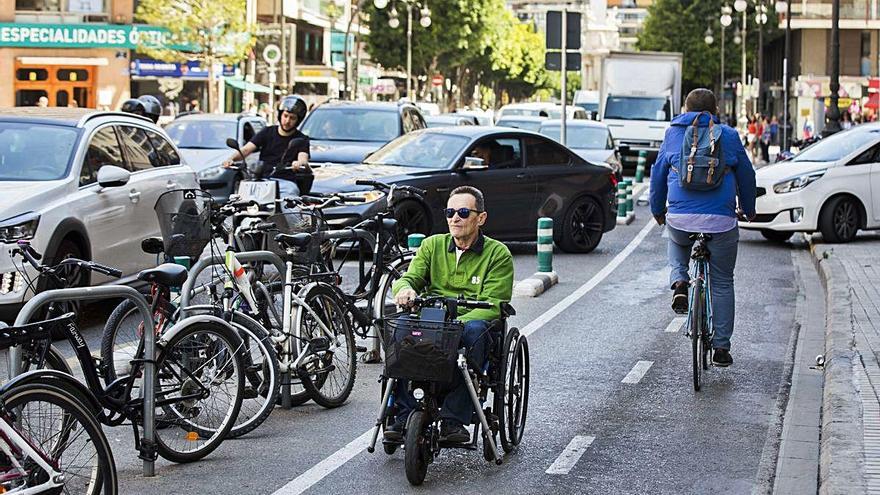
[604,96,670,121]
[165,120,237,149]
[301,108,399,142]
[496,119,542,132]
[364,132,470,169]
[540,126,609,149]
[0,122,79,181]
[791,128,880,162]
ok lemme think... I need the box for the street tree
[135,0,255,112]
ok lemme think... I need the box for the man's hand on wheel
[654,213,666,226]
[395,288,417,308]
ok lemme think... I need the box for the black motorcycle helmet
[277,95,307,126]
[137,95,162,123]
[120,98,146,117]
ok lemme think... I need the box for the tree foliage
[135,0,255,111]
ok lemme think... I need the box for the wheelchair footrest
[437,440,478,451]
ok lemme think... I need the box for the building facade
[608,0,651,52]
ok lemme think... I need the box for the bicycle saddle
[274,232,312,248]
[687,233,713,241]
[381,218,398,232]
[137,263,188,287]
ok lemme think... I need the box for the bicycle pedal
[310,337,331,353]
[356,345,368,353]
[243,386,259,400]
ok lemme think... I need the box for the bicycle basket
[266,209,327,264]
[382,315,463,383]
[154,189,214,257]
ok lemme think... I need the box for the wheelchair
[366,296,530,486]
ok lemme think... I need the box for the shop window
[81,127,124,186]
[117,126,157,171]
[17,0,106,12]
[57,69,89,82]
[297,26,325,65]
[72,87,89,108]
[55,90,69,107]
[15,0,60,11]
[15,90,48,106]
[16,69,48,81]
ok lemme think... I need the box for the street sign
[546,11,581,50]
[262,44,282,65]
[432,74,444,87]
[545,52,581,72]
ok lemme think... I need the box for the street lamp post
[721,5,733,120]
[735,0,748,129]
[775,0,791,150]
[824,0,841,136]
[377,0,431,100]
[755,1,768,112]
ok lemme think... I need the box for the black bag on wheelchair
[383,315,462,383]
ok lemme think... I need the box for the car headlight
[0,212,40,243]
[773,170,826,194]
[197,165,226,180]
[340,190,386,203]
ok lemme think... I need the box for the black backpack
[674,111,728,191]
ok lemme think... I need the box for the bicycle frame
[0,416,65,494]
[686,257,714,340]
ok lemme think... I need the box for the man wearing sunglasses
[387,186,514,444]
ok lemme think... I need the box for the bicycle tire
[151,321,245,463]
[260,280,312,407]
[691,279,704,392]
[184,306,280,439]
[0,381,118,495]
[294,282,357,409]
[100,299,152,386]
[404,410,429,486]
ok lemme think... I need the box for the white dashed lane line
[546,435,596,475]
[621,360,654,384]
[664,316,686,333]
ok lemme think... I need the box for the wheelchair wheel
[404,410,429,486]
[498,329,530,453]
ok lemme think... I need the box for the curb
[513,271,558,298]
[810,244,867,495]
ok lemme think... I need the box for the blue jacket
[649,112,757,219]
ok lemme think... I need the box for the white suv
[0,107,198,320]
[741,123,880,243]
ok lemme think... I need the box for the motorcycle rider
[222,95,311,198]
[120,95,162,124]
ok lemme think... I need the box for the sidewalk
[811,235,880,494]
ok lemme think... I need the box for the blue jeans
[271,178,300,199]
[393,320,490,426]
[667,226,739,350]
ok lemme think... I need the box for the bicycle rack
[178,250,286,315]
[8,286,158,477]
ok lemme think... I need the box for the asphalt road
[1,202,808,494]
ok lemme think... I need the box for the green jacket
[392,232,514,321]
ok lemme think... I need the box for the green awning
[225,78,271,94]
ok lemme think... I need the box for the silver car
[0,107,198,320]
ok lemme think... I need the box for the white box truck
[600,51,683,172]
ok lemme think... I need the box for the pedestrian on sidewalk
[760,115,772,163]
[649,88,757,367]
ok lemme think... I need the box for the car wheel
[393,200,431,245]
[557,196,604,254]
[41,238,87,332]
[819,195,860,243]
[760,230,794,243]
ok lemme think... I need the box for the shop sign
[296,69,335,78]
[131,59,235,78]
[0,23,188,50]
[371,78,397,95]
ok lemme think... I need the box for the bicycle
[9,241,246,464]
[101,189,281,438]
[0,314,117,494]
[367,296,529,486]
[685,233,714,391]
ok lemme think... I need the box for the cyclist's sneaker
[671,281,688,314]
[712,348,733,367]
[439,421,470,444]
[383,416,406,442]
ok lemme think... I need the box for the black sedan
[310,127,618,253]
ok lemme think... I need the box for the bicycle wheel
[294,283,357,409]
[151,321,245,463]
[404,410,429,486]
[690,279,704,392]
[0,381,117,495]
[101,299,154,386]
[184,306,280,439]
[259,279,311,407]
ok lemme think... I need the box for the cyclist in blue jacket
[649,88,757,367]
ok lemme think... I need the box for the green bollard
[537,217,553,273]
[635,150,647,183]
[407,233,425,251]
[617,182,627,217]
[625,179,634,213]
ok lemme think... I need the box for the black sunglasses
[445,207,483,219]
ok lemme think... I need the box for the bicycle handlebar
[411,295,494,310]
[13,241,122,279]
[354,180,426,197]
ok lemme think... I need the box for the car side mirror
[462,157,488,171]
[96,165,130,188]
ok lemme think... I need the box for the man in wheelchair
[387,186,514,444]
